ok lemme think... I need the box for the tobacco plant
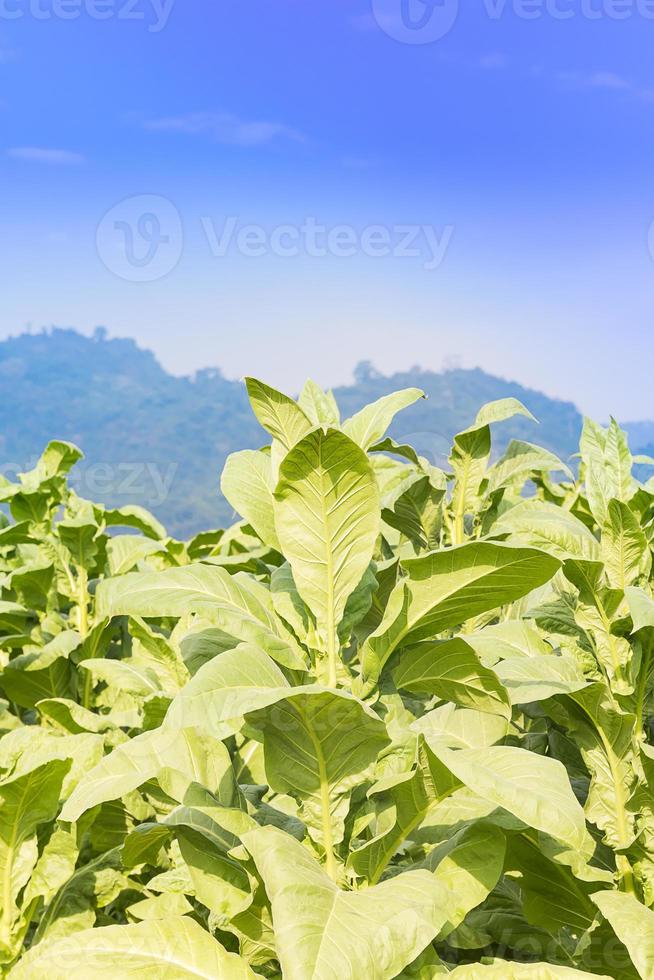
[2,378,654,978]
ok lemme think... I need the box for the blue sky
[1,1,654,419]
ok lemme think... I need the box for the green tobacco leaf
[80,657,162,698]
[0,760,70,959]
[450,399,536,540]
[22,826,78,910]
[9,917,257,979]
[581,417,633,524]
[601,499,650,590]
[349,741,461,883]
[1,631,81,709]
[492,499,600,561]
[273,428,380,673]
[221,449,281,551]
[220,449,280,551]
[425,822,506,935]
[165,643,293,736]
[412,704,510,753]
[449,964,610,978]
[430,745,589,852]
[460,623,588,703]
[505,833,598,937]
[393,637,511,718]
[248,689,389,848]
[369,436,423,468]
[243,825,451,980]
[473,398,537,429]
[106,535,166,576]
[563,557,633,693]
[36,698,118,735]
[450,425,491,534]
[626,586,654,632]
[127,892,193,921]
[245,376,312,450]
[96,562,306,671]
[129,616,189,691]
[29,845,121,946]
[552,684,637,853]
[0,522,32,547]
[464,620,553,661]
[486,440,572,494]
[298,379,341,426]
[492,654,587,704]
[361,542,561,690]
[102,504,166,540]
[342,388,425,450]
[57,509,100,569]
[60,727,234,823]
[382,473,444,552]
[10,561,54,611]
[35,440,84,479]
[592,890,654,980]
[0,729,103,800]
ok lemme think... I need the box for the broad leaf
[245,376,312,450]
[273,428,380,676]
[96,563,306,670]
[343,388,425,450]
[60,727,233,823]
[393,637,511,718]
[221,449,280,551]
[430,745,589,852]
[592,890,654,980]
[243,825,451,980]
[9,917,256,979]
[361,542,560,689]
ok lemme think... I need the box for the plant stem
[598,730,637,895]
[76,567,93,709]
[302,705,337,881]
[453,506,465,547]
[320,776,337,881]
[327,628,337,688]
[635,643,652,742]
[77,567,89,638]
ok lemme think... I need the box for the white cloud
[556,68,654,104]
[145,111,303,148]
[7,147,85,164]
[587,71,630,90]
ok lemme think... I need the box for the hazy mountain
[0,328,645,537]
[623,421,654,451]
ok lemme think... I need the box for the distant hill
[0,328,643,537]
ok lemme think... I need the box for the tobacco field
[2,377,654,978]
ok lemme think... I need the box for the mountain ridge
[0,328,648,536]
